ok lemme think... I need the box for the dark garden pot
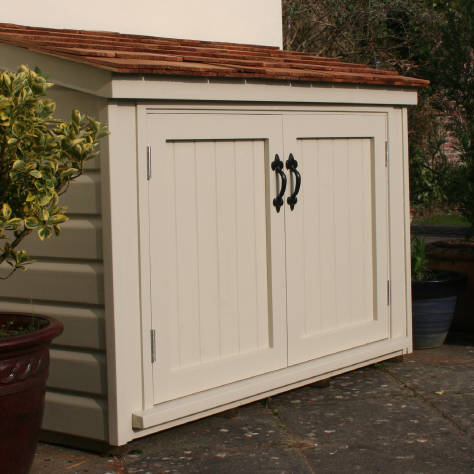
[427,239,474,333]
[412,270,467,349]
[0,313,63,474]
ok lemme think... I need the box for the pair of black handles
[271,154,301,212]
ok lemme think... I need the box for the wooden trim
[101,102,143,446]
[132,337,410,431]
[135,104,155,412]
[114,78,418,105]
[402,108,413,352]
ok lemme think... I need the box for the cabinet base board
[132,337,411,441]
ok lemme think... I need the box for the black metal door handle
[271,154,287,213]
[286,153,301,211]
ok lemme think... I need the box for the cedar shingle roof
[0,23,429,88]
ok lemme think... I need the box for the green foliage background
[283,0,473,229]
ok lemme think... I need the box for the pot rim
[0,312,63,353]
[412,269,467,284]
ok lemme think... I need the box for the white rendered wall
[2,0,283,48]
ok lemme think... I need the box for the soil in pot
[0,313,63,474]
[427,239,474,333]
[412,270,467,349]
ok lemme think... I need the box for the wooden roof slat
[0,32,284,60]
[0,26,278,54]
[35,44,395,77]
[0,23,429,88]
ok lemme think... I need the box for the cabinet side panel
[388,108,410,341]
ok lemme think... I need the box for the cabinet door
[283,114,390,365]
[145,113,287,404]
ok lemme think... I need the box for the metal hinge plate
[146,145,152,180]
[151,329,156,363]
[387,280,391,305]
[385,141,389,167]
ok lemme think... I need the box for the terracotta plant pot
[427,239,474,333]
[412,270,467,349]
[0,313,63,474]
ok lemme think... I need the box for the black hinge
[146,145,152,180]
[151,329,156,363]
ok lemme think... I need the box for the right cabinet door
[283,113,390,365]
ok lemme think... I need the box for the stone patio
[32,333,474,473]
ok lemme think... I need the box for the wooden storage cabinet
[137,109,391,424]
[0,24,422,446]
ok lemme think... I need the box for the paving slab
[31,442,117,474]
[122,403,311,474]
[272,392,472,474]
[31,340,474,474]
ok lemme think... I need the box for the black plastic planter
[412,270,467,349]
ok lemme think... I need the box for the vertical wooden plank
[347,139,364,325]
[235,141,259,353]
[173,142,201,367]
[285,139,306,343]
[388,108,410,341]
[103,102,142,445]
[333,139,351,328]
[150,142,180,373]
[301,139,321,336]
[215,141,240,357]
[318,139,336,332]
[254,140,270,350]
[362,138,375,322]
[195,141,221,363]
[402,108,413,348]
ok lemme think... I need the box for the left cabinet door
[145,113,287,404]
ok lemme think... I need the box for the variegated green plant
[0,65,108,279]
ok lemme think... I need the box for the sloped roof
[0,23,428,88]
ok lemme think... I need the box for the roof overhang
[0,44,418,106]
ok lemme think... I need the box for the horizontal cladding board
[48,349,106,396]
[43,391,107,441]
[0,260,104,305]
[23,216,103,260]
[60,171,101,215]
[0,300,105,350]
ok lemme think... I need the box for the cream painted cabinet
[144,111,390,405]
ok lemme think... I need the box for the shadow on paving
[32,336,474,474]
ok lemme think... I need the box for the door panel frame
[283,114,390,364]
[141,112,288,404]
